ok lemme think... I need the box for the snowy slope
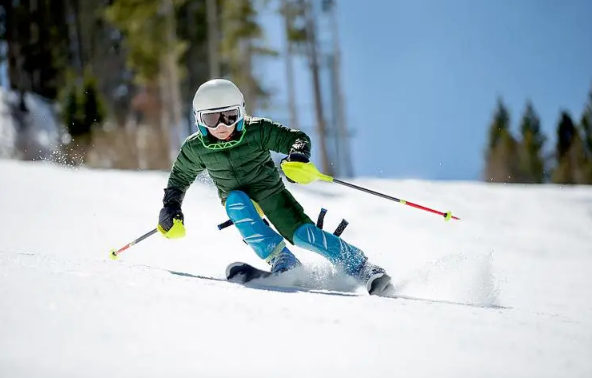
[1,159,591,378]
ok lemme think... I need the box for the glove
[158,205,185,238]
[158,187,186,239]
[281,152,310,183]
[281,152,325,185]
[283,152,310,164]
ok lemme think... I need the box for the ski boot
[292,223,393,295]
[268,246,302,274]
[355,261,394,296]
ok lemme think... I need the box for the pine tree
[60,77,87,165]
[581,84,592,159]
[105,0,175,84]
[487,98,510,150]
[484,98,520,183]
[558,111,575,155]
[0,0,70,100]
[583,113,592,157]
[81,71,106,131]
[551,111,590,184]
[63,85,85,137]
[58,69,107,165]
[579,84,592,183]
[517,101,546,183]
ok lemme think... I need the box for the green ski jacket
[166,116,311,205]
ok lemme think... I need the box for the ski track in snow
[1,159,592,378]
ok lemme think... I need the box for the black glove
[284,152,310,163]
[281,152,310,183]
[158,187,185,233]
[158,205,184,233]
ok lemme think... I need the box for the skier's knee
[293,224,322,248]
[225,191,284,260]
[225,191,265,221]
[293,223,366,275]
[225,190,249,210]
[226,191,255,218]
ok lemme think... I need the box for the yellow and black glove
[158,205,185,238]
[280,152,319,185]
[281,152,309,182]
[157,188,186,239]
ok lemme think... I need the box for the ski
[224,261,394,296]
[225,261,274,283]
[367,273,395,296]
[221,262,504,307]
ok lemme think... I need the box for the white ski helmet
[192,78,246,137]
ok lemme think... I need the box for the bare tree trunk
[242,42,256,114]
[64,0,84,76]
[282,0,299,130]
[150,79,173,169]
[329,2,352,177]
[158,0,183,163]
[159,65,175,167]
[72,0,84,71]
[185,1,199,134]
[302,0,332,176]
[207,0,220,78]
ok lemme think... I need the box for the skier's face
[197,106,241,141]
[209,124,236,140]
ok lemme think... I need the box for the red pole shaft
[404,200,460,220]
[332,178,460,221]
[113,228,158,257]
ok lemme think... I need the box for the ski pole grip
[316,208,328,229]
[217,219,234,230]
[333,219,349,237]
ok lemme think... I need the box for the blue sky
[259,0,592,180]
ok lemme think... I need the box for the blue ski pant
[224,190,366,274]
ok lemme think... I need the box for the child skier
[157,78,392,295]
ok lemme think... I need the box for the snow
[1,158,591,377]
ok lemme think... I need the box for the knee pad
[225,191,265,219]
[293,223,366,275]
[225,191,285,260]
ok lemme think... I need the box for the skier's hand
[285,152,310,164]
[158,205,186,239]
[281,152,310,183]
[281,152,327,185]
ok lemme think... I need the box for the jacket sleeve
[163,138,205,207]
[258,118,311,158]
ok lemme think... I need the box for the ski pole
[281,161,460,221]
[331,178,460,221]
[109,228,158,260]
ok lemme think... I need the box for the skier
[157,78,392,295]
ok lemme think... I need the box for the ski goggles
[196,106,243,129]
